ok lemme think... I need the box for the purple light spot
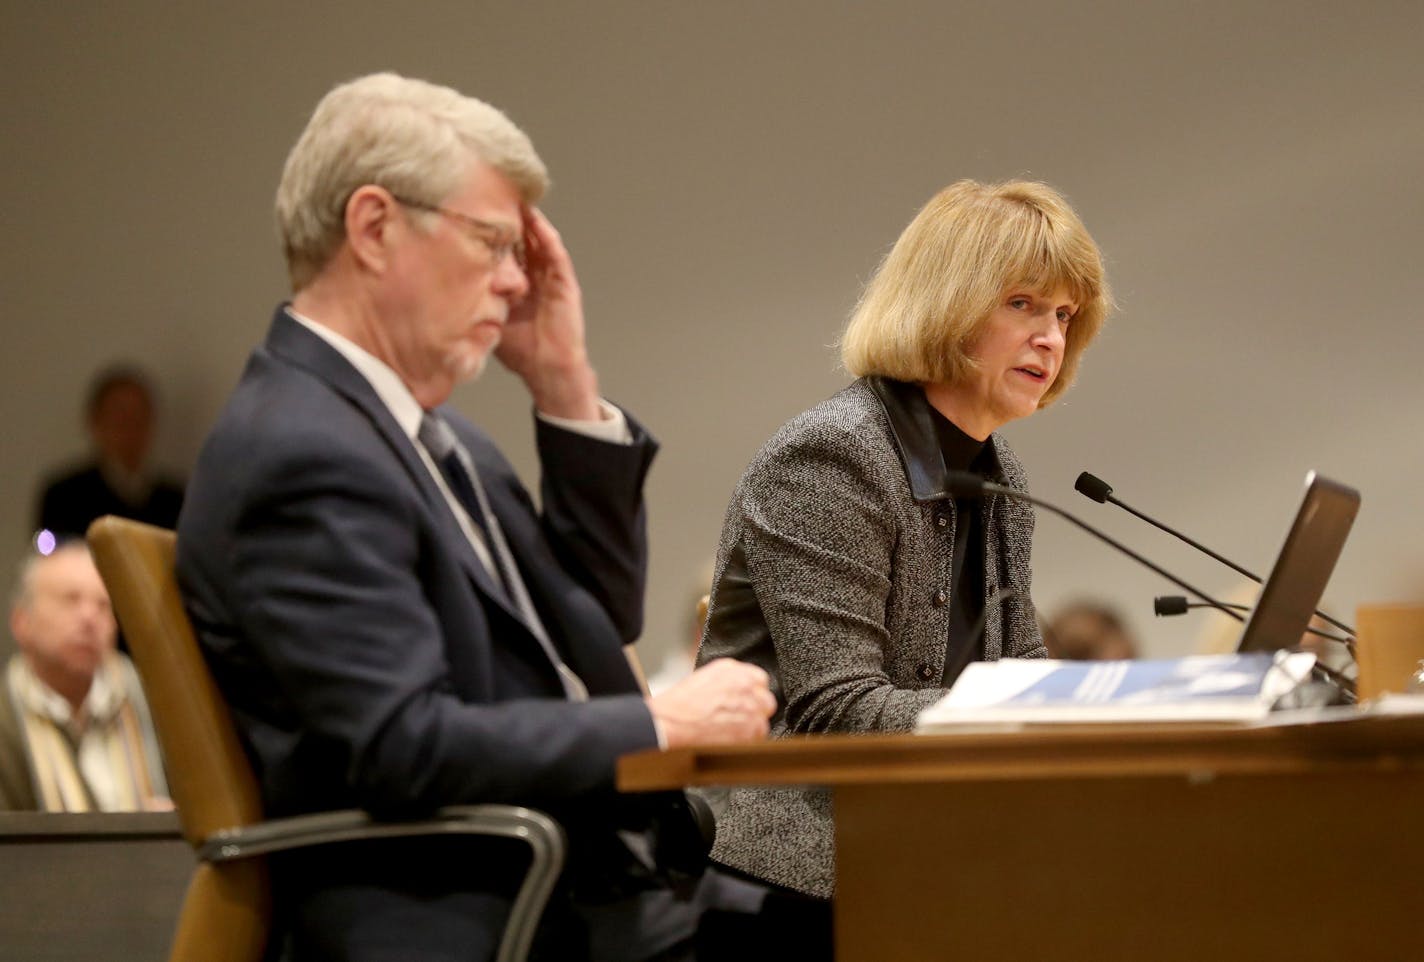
[35,530,57,556]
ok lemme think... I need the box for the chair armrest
[198,805,565,962]
[197,804,562,862]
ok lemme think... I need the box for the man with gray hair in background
[0,542,168,811]
[176,72,779,961]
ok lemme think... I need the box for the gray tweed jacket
[697,376,1044,897]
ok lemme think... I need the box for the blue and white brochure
[917,652,1318,729]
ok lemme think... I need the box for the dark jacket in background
[36,464,183,538]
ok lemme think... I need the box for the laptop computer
[1234,471,1361,654]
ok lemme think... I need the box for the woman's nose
[1034,313,1066,352]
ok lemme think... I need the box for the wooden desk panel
[836,771,1420,961]
[620,715,1424,961]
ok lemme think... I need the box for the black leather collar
[866,376,1003,502]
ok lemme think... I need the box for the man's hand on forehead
[494,206,601,421]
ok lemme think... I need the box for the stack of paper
[916,652,1317,731]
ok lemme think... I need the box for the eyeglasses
[391,196,527,269]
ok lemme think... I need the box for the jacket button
[917,663,935,681]
[932,589,948,607]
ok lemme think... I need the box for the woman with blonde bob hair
[696,179,1111,920]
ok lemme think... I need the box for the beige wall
[4,1,1422,664]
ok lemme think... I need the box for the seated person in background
[0,541,168,811]
[698,180,1112,917]
[1044,600,1139,660]
[648,560,715,696]
[35,365,185,539]
[177,72,776,962]
[1196,581,1355,679]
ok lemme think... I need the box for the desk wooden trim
[618,712,1424,791]
[0,810,181,839]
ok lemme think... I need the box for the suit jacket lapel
[261,309,537,634]
[468,434,640,696]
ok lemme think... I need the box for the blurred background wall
[3,0,1421,664]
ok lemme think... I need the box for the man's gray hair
[10,541,90,610]
[275,72,550,290]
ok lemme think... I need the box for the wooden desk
[619,715,1424,961]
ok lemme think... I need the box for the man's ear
[9,605,32,656]
[344,185,400,275]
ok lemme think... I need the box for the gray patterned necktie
[418,412,587,701]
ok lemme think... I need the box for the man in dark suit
[176,72,776,962]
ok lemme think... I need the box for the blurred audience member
[34,366,184,539]
[0,542,169,811]
[1195,580,1355,678]
[648,560,715,695]
[1044,600,1139,660]
[1193,580,1260,655]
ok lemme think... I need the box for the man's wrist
[645,700,669,750]
[538,401,632,444]
[530,360,602,421]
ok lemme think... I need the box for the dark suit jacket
[177,308,668,960]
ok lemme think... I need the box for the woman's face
[925,284,1077,439]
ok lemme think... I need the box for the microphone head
[1075,472,1113,503]
[943,470,986,498]
[1153,595,1190,616]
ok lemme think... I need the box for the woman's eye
[1057,309,1073,324]
[1009,297,1031,310]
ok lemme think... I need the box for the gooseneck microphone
[1153,595,1355,646]
[1152,596,1247,617]
[954,472,1353,699]
[1075,472,1258,580]
[1075,471,1356,639]
[944,472,1245,624]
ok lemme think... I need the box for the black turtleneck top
[926,406,996,686]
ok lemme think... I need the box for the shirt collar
[286,308,426,440]
[866,376,1004,500]
[9,655,125,730]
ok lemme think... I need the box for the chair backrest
[1356,603,1424,700]
[87,516,264,847]
[87,516,559,962]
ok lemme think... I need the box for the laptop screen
[1235,472,1361,654]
